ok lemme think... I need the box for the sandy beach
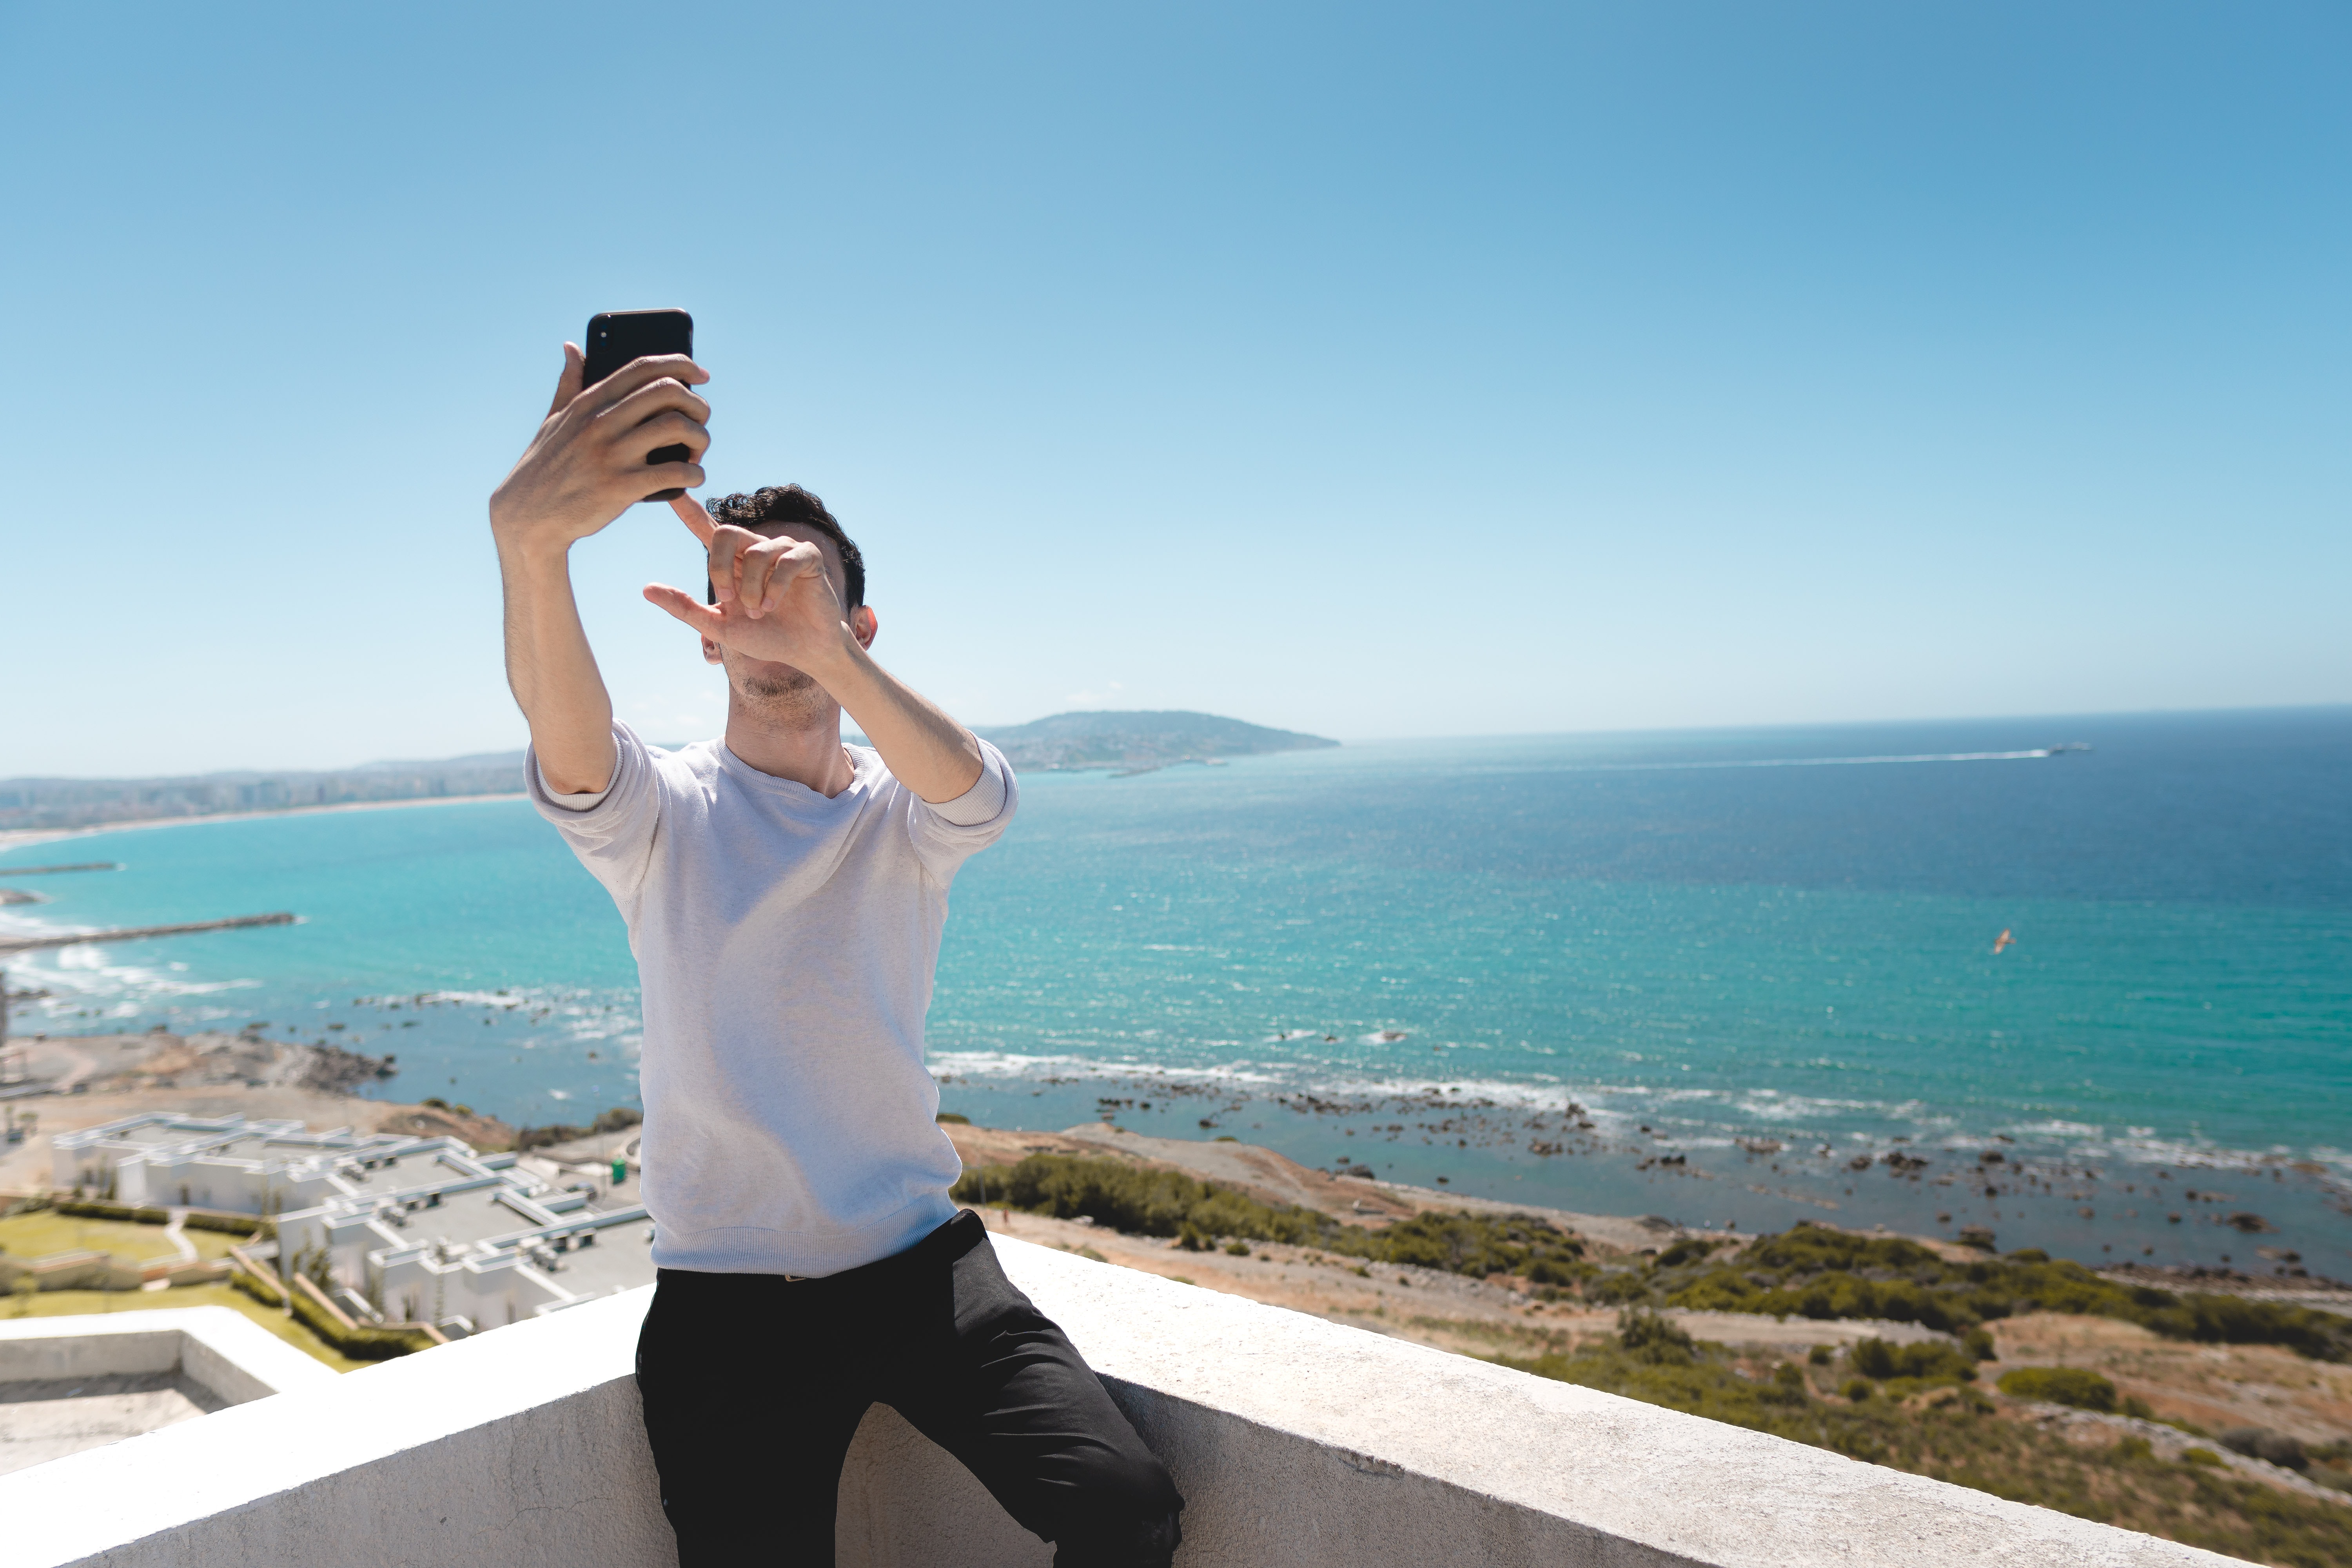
[0,791,528,853]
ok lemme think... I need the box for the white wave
[2006,1119,2105,1140]
[928,1051,1289,1089]
[1535,748,2075,775]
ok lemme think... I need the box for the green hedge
[951,1154,1587,1282]
[285,1282,436,1361]
[230,1264,286,1309]
[54,1199,270,1239]
[56,1198,171,1225]
[183,1211,273,1238]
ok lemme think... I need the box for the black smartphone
[582,309,695,501]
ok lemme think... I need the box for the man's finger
[621,410,712,468]
[643,583,728,634]
[739,537,814,619]
[670,494,715,544]
[706,524,760,604]
[758,542,822,615]
[637,460,707,504]
[581,353,709,414]
[599,374,713,437]
[546,343,586,419]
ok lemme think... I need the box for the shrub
[1617,1310,1695,1366]
[2181,1447,2223,1467]
[1223,1239,1251,1256]
[2220,1427,2308,1471]
[1808,1343,1833,1365]
[1842,1378,1875,1401]
[1852,1338,1976,1383]
[1653,1238,1723,1269]
[2116,1436,2154,1461]
[1998,1367,2117,1412]
[935,1112,971,1125]
[1586,1270,1655,1306]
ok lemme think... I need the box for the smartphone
[581,309,696,501]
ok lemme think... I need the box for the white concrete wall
[0,1308,338,1405]
[0,1237,2239,1568]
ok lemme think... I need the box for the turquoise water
[5,707,2346,1269]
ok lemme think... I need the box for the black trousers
[635,1210,1183,1566]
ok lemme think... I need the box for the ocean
[4,706,2346,1272]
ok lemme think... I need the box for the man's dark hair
[701,485,866,608]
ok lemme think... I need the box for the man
[489,344,1183,1566]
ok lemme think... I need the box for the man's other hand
[490,345,711,555]
[644,506,863,680]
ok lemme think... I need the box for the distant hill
[0,755,536,833]
[0,711,1335,832]
[975,711,1338,773]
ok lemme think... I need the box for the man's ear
[701,636,724,665]
[851,605,878,649]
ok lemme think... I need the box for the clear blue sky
[5,3,2345,776]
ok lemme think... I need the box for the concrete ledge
[0,1238,2238,1567]
[0,1308,337,1405]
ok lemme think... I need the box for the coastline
[0,791,528,852]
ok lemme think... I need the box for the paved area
[0,1371,226,1476]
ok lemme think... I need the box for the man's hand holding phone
[490,316,709,800]
[489,347,711,559]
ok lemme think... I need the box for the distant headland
[975,710,1338,775]
[0,711,1338,834]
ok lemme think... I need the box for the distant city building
[51,1113,650,1336]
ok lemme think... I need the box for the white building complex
[49,1113,653,1335]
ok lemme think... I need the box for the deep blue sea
[5,707,2347,1271]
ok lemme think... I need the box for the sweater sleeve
[905,739,1018,875]
[526,721,663,908]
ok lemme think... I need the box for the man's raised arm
[488,346,711,795]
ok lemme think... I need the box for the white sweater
[528,722,1016,1277]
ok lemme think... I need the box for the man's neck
[722,695,857,797]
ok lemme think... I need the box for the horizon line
[4,699,2345,786]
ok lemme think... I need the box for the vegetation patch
[951,1154,1588,1282]
[0,1208,243,1265]
[1627,1222,2352,1361]
[1496,1311,2352,1567]
[512,1106,642,1153]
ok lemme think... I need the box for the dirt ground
[1989,1311,2352,1446]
